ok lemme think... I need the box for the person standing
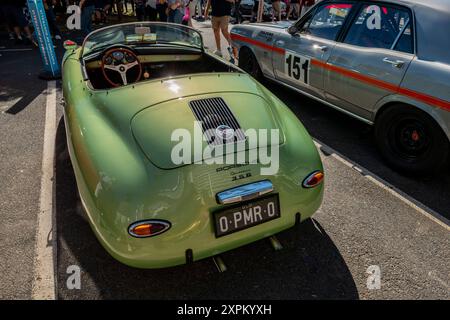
[188,0,196,22]
[116,0,124,21]
[271,0,281,21]
[145,0,158,20]
[1,0,35,45]
[135,0,145,20]
[231,0,241,24]
[182,0,191,25]
[204,0,234,61]
[44,0,62,39]
[80,0,95,36]
[287,0,299,20]
[156,0,168,21]
[167,0,184,24]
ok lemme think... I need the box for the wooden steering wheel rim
[101,47,142,87]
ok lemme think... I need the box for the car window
[300,3,354,41]
[394,22,413,54]
[344,4,413,53]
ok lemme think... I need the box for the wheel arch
[373,96,450,143]
[238,45,257,62]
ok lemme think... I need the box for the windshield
[81,22,203,57]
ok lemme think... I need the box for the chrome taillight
[128,220,171,238]
[302,171,324,188]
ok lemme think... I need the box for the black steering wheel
[101,46,142,87]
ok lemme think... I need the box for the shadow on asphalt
[2,87,48,115]
[263,80,450,221]
[55,118,358,300]
[0,39,64,114]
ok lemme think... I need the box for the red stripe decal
[231,33,285,55]
[398,87,450,112]
[312,59,450,112]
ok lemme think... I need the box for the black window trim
[337,0,417,55]
[293,0,360,42]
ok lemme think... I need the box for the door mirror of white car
[287,26,299,36]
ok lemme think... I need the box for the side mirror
[287,25,299,36]
[63,40,78,51]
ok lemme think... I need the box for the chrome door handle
[313,44,328,51]
[383,57,405,68]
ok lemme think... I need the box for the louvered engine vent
[189,97,246,145]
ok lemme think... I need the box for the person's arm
[79,0,86,10]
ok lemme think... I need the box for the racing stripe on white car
[232,34,450,112]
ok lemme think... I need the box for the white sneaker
[55,35,62,40]
[214,50,223,57]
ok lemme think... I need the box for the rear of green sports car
[62,23,324,269]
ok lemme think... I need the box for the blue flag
[27,0,61,78]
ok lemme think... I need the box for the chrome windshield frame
[80,22,204,57]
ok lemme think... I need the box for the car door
[273,2,356,98]
[324,2,415,119]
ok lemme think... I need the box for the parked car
[61,22,324,268]
[231,0,450,174]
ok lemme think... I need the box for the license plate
[214,194,280,237]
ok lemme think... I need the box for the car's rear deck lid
[131,92,284,169]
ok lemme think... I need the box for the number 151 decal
[285,51,310,85]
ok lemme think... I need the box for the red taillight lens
[128,220,171,238]
[302,171,324,188]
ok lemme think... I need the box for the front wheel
[375,104,449,175]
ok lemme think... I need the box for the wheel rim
[387,116,432,161]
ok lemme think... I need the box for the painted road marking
[0,48,34,52]
[32,80,57,300]
[314,140,450,231]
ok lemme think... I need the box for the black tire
[238,47,262,80]
[375,104,449,175]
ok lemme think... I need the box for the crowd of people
[0,0,64,45]
[0,0,317,48]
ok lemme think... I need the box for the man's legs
[136,4,144,21]
[12,5,35,44]
[189,0,196,18]
[211,16,222,55]
[220,17,231,48]
[150,6,158,21]
[213,28,221,53]
[220,16,235,63]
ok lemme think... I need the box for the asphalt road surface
[0,21,449,300]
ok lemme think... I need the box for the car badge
[215,125,235,141]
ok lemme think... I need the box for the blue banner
[27,0,61,78]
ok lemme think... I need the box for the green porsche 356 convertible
[62,22,324,269]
